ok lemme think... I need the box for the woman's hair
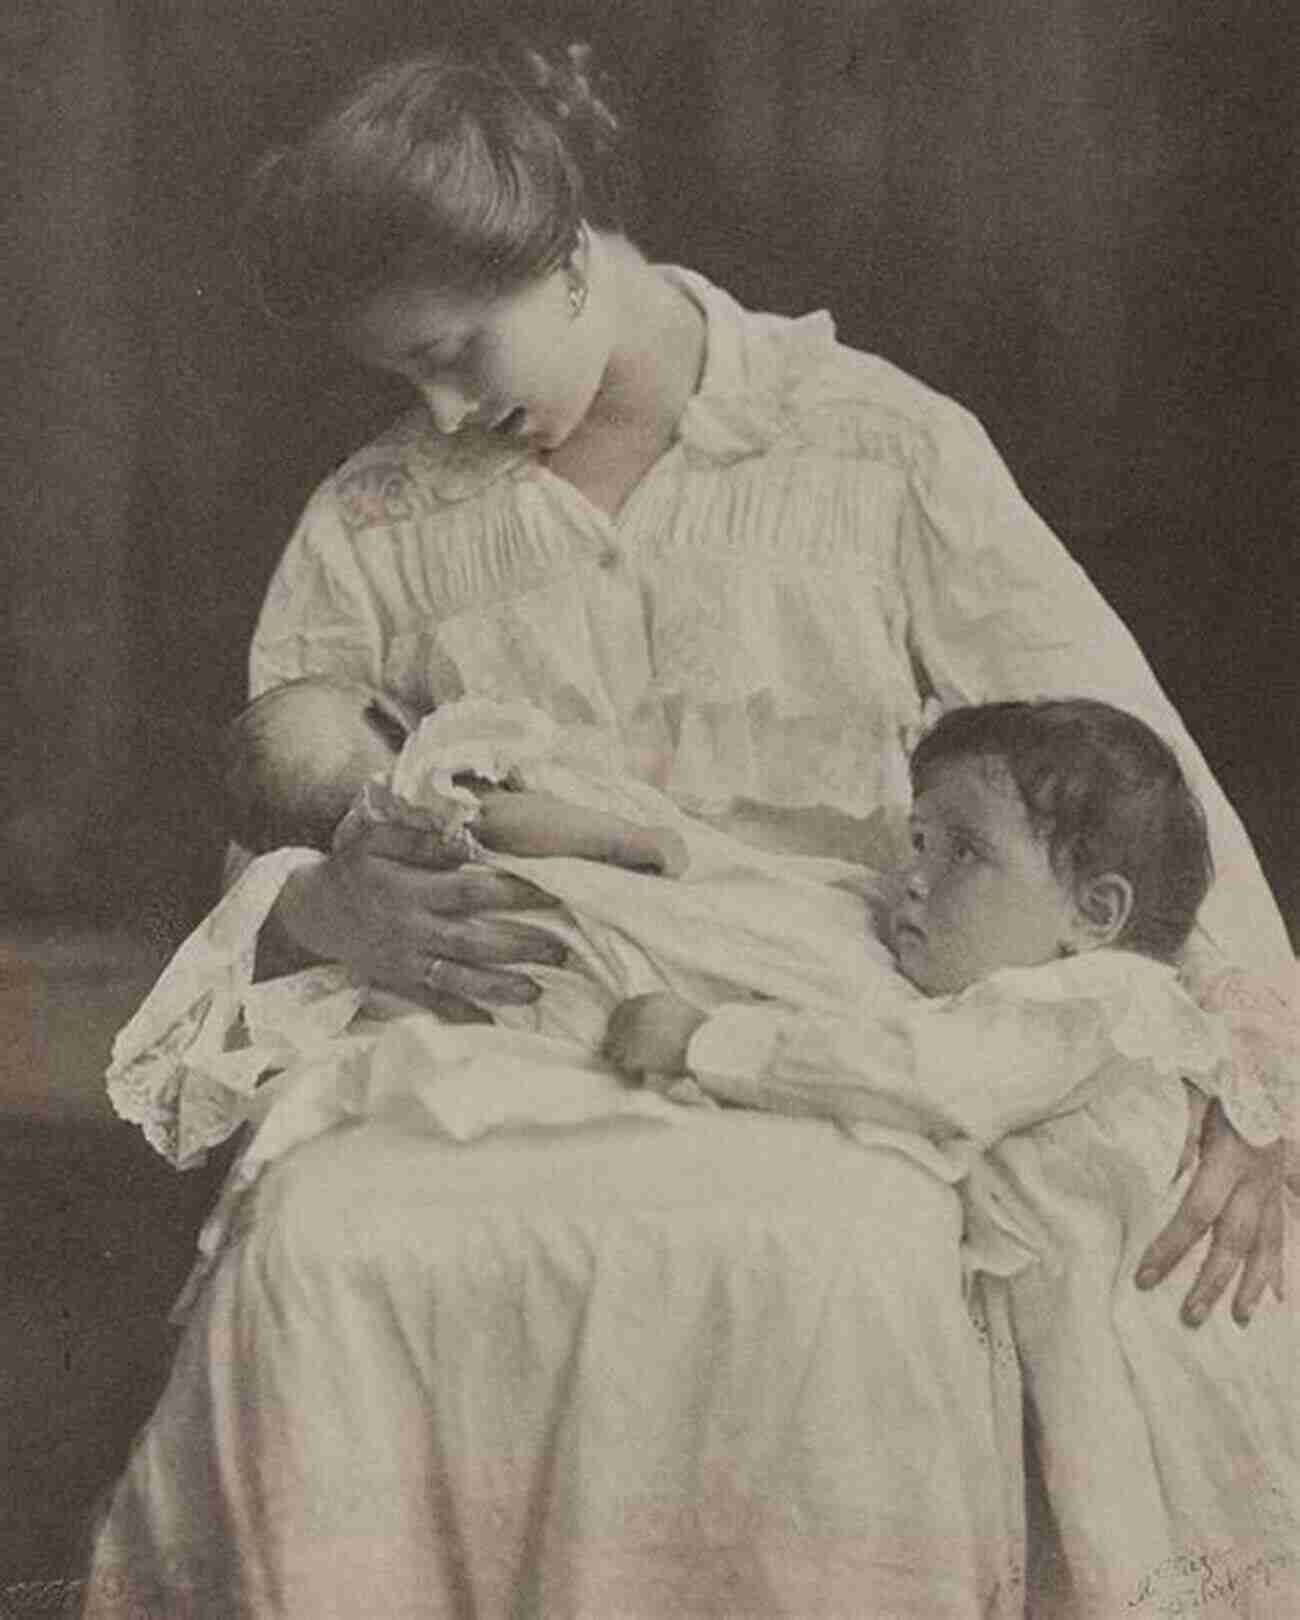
[909,699,1214,960]
[220,678,408,853]
[240,27,636,330]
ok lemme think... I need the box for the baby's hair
[240,26,636,330]
[220,678,408,853]
[909,699,1213,960]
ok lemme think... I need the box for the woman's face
[343,255,613,450]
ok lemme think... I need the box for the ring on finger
[425,956,453,990]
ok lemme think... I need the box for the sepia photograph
[3,1,1296,1614]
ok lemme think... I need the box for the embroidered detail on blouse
[333,411,531,527]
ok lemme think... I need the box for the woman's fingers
[1178,1178,1265,1326]
[407,863,554,916]
[418,954,540,1008]
[1174,1080,1208,1182]
[1135,1099,1284,1328]
[1230,1194,1285,1325]
[278,840,566,1002]
[410,908,567,969]
[1135,1187,1218,1296]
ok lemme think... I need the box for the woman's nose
[420,379,476,435]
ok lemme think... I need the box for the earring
[566,269,588,320]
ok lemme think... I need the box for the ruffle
[982,954,1227,1076]
[393,698,566,797]
[1188,965,1299,1147]
[105,848,348,1167]
[987,952,1295,1148]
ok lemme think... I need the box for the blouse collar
[665,267,837,464]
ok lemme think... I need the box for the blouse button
[599,544,619,568]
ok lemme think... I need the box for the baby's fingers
[606,826,690,877]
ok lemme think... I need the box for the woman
[86,28,1293,1619]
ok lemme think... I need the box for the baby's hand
[604,993,707,1079]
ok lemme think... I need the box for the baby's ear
[1064,872,1134,953]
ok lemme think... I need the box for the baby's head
[893,699,1213,995]
[221,678,420,852]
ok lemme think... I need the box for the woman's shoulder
[671,267,981,475]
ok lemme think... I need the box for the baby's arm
[609,990,1111,1144]
[608,964,1231,1149]
[473,788,688,876]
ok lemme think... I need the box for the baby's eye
[951,837,981,865]
[909,825,927,855]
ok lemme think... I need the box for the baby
[109,677,907,1177]
[219,675,687,874]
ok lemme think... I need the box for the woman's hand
[268,816,568,1018]
[605,992,707,1078]
[1136,1098,1286,1327]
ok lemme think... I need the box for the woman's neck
[583,236,707,441]
[537,236,706,517]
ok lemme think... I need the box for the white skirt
[83,1108,1024,1619]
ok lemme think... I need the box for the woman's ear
[1064,872,1134,953]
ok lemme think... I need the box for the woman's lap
[86,1111,1024,1619]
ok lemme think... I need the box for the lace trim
[1189,967,1299,1146]
[999,952,1295,1148]
[105,848,328,1167]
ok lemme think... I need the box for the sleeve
[684,960,1242,1148]
[897,398,1294,987]
[248,482,388,699]
[685,985,1124,1147]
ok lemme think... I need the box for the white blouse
[251,267,1294,985]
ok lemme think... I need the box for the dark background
[1,0,1296,1588]
[4,0,1297,938]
